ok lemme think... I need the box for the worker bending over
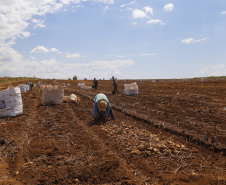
[93,93,115,124]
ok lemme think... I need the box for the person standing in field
[93,93,115,124]
[112,76,119,94]
[29,81,33,91]
[92,78,98,90]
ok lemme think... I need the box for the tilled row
[0,86,225,184]
[68,89,225,155]
[66,89,226,184]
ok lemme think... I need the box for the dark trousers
[92,84,97,90]
[95,107,115,124]
[109,107,115,119]
[113,86,119,94]
[97,107,115,119]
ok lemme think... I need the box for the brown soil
[0,78,225,184]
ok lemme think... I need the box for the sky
[0,0,226,80]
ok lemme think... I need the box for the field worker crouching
[93,93,115,124]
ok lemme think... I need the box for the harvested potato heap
[101,122,188,157]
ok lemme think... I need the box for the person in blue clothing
[29,81,33,91]
[93,93,115,124]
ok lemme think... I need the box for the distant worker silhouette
[92,78,98,90]
[112,76,119,94]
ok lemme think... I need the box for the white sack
[0,87,23,117]
[124,82,139,95]
[63,94,77,102]
[69,94,77,101]
[19,84,29,92]
[77,83,85,88]
[82,86,91,90]
[41,85,64,105]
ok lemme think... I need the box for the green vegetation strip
[0,77,35,85]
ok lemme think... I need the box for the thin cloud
[220,11,226,15]
[146,19,165,25]
[163,3,174,12]
[59,0,81,5]
[30,46,59,53]
[85,60,134,68]
[95,0,114,4]
[114,54,155,58]
[103,6,110,12]
[20,32,31,38]
[121,1,135,8]
[31,19,46,28]
[131,22,137,25]
[50,48,58,52]
[181,37,208,44]
[31,46,49,53]
[139,53,155,56]
[73,60,134,79]
[132,9,148,19]
[65,53,80,58]
[144,6,153,15]
[198,65,226,77]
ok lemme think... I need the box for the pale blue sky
[0,0,226,79]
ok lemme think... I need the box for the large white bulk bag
[19,84,29,92]
[0,87,23,117]
[201,78,206,82]
[77,83,85,88]
[124,82,139,95]
[83,86,91,90]
[41,85,64,105]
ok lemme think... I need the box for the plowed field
[0,78,225,184]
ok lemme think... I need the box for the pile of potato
[101,122,188,156]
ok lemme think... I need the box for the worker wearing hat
[93,93,115,124]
